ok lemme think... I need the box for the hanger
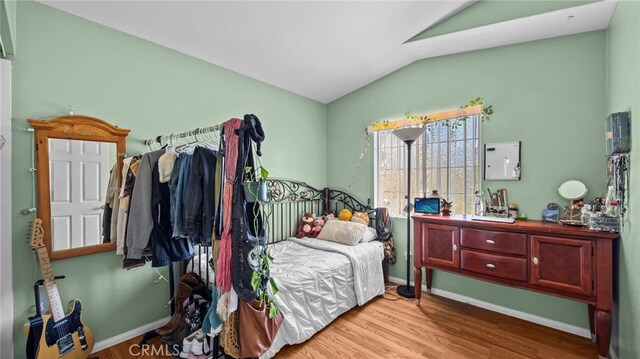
[162,133,176,155]
[174,129,200,155]
[157,127,221,156]
[198,129,220,151]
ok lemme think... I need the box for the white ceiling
[40,1,616,104]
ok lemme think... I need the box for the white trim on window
[373,131,379,208]
[374,115,480,217]
[0,58,13,359]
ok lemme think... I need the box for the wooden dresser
[413,215,618,359]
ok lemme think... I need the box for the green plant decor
[349,98,493,192]
[244,153,271,202]
[409,97,494,139]
[246,146,280,318]
[251,248,280,318]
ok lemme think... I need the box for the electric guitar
[26,218,95,358]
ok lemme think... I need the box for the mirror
[558,180,588,221]
[29,115,130,260]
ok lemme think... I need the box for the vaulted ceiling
[40,1,616,104]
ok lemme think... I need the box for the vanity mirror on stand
[558,179,587,223]
[28,115,130,260]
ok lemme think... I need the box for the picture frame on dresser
[542,209,559,223]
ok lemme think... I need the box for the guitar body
[31,300,94,359]
[39,300,94,358]
[26,219,95,359]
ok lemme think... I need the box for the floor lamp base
[396,285,415,299]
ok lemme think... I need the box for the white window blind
[375,114,480,216]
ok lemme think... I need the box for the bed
[262,237,385,358]
[186,178,388,358]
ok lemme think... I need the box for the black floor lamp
[392,127,424,299]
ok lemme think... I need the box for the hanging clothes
[150,160,193,267]
[216,118,243,293]
[202,286,223,336]
[171,154,193,239]
[126,149,164,259]
[158,152,177,184]
[232,114,266,301]
[102,163,120,244]
[185,146,217,245]
[212,146,224,267]
[118,155,142,256]
[115,157,133,255]
[122,155,147,270]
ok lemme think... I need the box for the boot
[180,274,201,288]
[156,273,202,335]
[156,282,192,335]
[180,272,202,287]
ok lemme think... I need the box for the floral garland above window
[346,98,493,189]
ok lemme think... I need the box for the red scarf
[216,118,243,292]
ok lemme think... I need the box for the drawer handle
[453,244,458,251]
[485,239,495,245]
[533,257,539,265]
[485,263,496,269]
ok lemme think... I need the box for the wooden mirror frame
[28,115,130,260]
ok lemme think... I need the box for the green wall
[327,32,608,330]
[10,1,640,358]
[606,2,640,358]
[11,2,326,357]
[0,0,17,55]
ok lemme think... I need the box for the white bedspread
[260,237,384,358]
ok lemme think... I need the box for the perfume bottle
[474,192,485,216]
[605,185,616,217]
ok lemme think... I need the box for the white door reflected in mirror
[48,138,115,251]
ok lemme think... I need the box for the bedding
[316,219,368,246]
[260,237,385,358]
[361,226,378,243]
[186,252,215,287]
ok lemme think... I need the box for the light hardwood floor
[92,287,597,358]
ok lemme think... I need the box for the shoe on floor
[179,329,203,358]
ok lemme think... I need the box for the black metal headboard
[185,178,377,285]
[263,178,375,244]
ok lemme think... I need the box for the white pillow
[360,227,378,243]
[316,220,367,246]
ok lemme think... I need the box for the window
[374,114,480,216]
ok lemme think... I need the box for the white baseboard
[388,275,591,338]
[609,347,618,359]
[92,316,170,353]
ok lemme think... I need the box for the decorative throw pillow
[360,227,378,243]
[316,219,367,246]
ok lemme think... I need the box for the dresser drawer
[460,228,527,256]
[461,250,527,282]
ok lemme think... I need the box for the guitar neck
[35,246,65,322]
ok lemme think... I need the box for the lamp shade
[392,127,424,145]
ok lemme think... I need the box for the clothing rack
[144,124,223,151]
[140,122,224,358]
[144,117,265,357]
